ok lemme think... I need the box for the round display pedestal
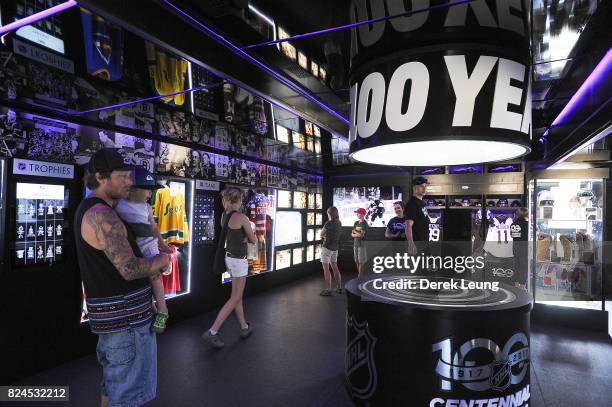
[345,275,532,407]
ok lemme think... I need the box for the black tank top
[74,197,150,298]
[224,212,247,257]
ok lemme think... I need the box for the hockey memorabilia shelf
[530,178,605,309]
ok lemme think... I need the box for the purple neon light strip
[242,0,473,50]
[162,0,349,125]
[0,0,78,36]
[551,48,612,127]
[75,82,223,115]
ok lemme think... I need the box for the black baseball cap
[132,167,163,190]
[88,148,135,173]
[412,176,429,186]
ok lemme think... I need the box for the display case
[150,177,194,298]
[293,191,307,209]
[530,179,605,309]
[192,181,218,245]
[306,245,314,262]
[13,182,68,266]
[292,247,303,265]
[274,210,302,246]
[276,249,291,269]
[277,190,292,208]
[222,187,277,283]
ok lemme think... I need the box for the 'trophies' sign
[13,159,74,179]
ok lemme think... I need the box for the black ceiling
[78,0,611,165]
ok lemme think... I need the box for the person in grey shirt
[319,206,343,296]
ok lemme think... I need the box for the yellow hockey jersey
[151,187,190,245]
[145,42,188,105]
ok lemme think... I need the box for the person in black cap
[75,148,170,407]
[116,167,176,334]
[404,177,430,260]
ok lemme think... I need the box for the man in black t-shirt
[386,201,406,257]
[385,201,406,241]
[404,177,430,257]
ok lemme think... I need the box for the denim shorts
[96,324,157,407]
[225,254,249,278]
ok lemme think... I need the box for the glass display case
[530,179,604,309]
[14,182,68,266]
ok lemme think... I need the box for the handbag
[212,210,237,275]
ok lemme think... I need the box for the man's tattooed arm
[84,205,165,280]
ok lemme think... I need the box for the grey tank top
[225,213,247,257]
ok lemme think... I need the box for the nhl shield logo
[346,314,378,399]
[489,360,511,391]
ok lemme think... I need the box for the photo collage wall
[274,187,324,271]
[0,12,327,178]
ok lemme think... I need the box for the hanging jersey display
[145,42,188,106]
[248,193,268,274]
[152,187,189,245]
[81,9,123,81]
[161,248,181,295]
[483,212,514,258]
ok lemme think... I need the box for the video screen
[14,183,68,266]
[293,132,306,150]
[278,27,297,61]
[307,212,315,225]
[315,228,323,240]
[311,61,319,78]
[308,193,316,209]
[315,193,322,209]
[333,186,403,227]
[276,249,291,269]
[277,190,292,208]
[320,67,327,82]
[306,245,314,262]
[13,0,66,54]
[276,125,290,143]
[314,244,321,260]
[274,211,302,246]
[305,122,313,136]
[298,51,308,70]
[316,213,323,225]
[292,248,303,265]
[293,191,307,209]
[307,229,314,242]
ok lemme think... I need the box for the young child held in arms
[115,167,173,333]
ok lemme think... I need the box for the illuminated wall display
[348,0,532,166]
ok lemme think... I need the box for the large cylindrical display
[345,275,532,406]
[348,0,532,166]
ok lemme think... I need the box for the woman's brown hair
[327,206,339,220]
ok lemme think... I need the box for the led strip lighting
[0,0,78,36]
[542,48,612,141]
[74,82,223,115]
[242,0,473,50]
[162,0,348,125]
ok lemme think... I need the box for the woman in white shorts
[319,207,343,296]
[202,188,257,349]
